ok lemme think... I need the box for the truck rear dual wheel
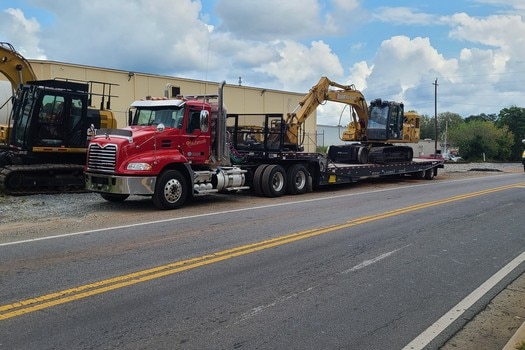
[262,164,287,197]
[286,164,308,195]
[252,164,268,196]
[252,164,287,198]
[153,170,188,210]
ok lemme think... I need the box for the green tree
[419,114,435,139]
[438,112,464,147]
[419,112,464,141]
[465,113,497,123]
[448,120,514,161]
[495,106,525,160]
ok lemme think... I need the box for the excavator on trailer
[285,76,420,164]
[0,42,118,194]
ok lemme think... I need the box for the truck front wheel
[153,170,188,210]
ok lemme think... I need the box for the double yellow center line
[1,183,521,321]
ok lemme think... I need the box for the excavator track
[0,164,86,195]
[367,145,414,164]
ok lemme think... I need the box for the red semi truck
[84,81,443,209]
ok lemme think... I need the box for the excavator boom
[285,76,369,145]
[0,42,37,88]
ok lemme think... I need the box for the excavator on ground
[284,76,420,164]
[0,42,118,194]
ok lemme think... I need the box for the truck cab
[128,98,213,165]
[85,87,248,210]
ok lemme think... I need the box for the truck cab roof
[131,99,186,108]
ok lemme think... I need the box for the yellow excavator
[285,76,420,163]
[0,42,118,194]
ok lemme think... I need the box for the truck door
[180,108,211,162]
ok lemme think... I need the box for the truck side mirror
[200,110,209,132]
[128,110,133,126]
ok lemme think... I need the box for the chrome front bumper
[85,173,156,195]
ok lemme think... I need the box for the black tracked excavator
[0,42,118,194]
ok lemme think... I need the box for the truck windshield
[132,107,184,128]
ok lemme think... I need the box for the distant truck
[84,79,443,209]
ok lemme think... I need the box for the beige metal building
[14,60,317,151]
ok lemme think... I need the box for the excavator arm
[0,42,38,89]
[285,76,369,146]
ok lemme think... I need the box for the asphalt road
[1,173,524,349]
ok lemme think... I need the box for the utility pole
[433,78,439,154]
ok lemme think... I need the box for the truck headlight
[127,163,153,171]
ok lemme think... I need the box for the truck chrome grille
[87,144,117,172]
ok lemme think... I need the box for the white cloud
[446,13,525,60]
[473,0,525,13]
[347,61,372,91]
[215,0,322,40]
[373,7,436,25]
[255,40,344,92]
[365,36,457,104]
[0,8,46,59]
[2,0,525,123]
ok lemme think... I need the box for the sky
[1,0,525,126]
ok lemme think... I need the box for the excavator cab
[367,99,404,141]
[8,80,92,164]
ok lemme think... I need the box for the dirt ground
[0,162,524,349]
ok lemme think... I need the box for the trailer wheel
[424,168,435,180]
[100,193,129,202]
[412,170,425,179]
[252,164,268,196]
[262,164,286,197]
[153,170,188,209]
[286,164,308,195]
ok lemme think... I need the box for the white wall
[317,124,346,146]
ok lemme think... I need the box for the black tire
[286,164,309,195]
[412,170,425,179]
[252,164,268,196]
[261,164,286,197]
[358,147,369,164]
[5,170,22,190]
[100,193,129,202]
[424,168,435,180]
[152,170,188,209]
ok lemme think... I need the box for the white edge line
[1,174,520,247]
[402,251,525,350]
[0,183,432,247]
